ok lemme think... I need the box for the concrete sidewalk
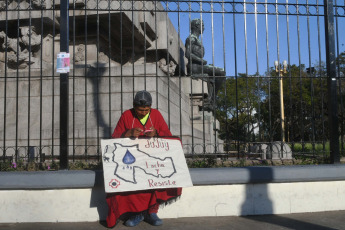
[1,211,345,230]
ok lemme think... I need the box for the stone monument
[0,1,223,158]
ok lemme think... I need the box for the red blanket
[106,108,182,227]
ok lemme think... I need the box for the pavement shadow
[242,215,338,230]
[86,63,112,226]
[240,167,336,230]
[240,167,274,215]
[90,170,108,226]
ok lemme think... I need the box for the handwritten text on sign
[101,138,193,193]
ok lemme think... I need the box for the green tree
[216,73,265,150]
[216,64,330,146]
[260,64,329,142]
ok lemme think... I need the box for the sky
[163,0,345,77]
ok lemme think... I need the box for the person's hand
[144,127,157,137]
[125,127,142,138]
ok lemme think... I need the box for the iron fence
[0,0,344,169]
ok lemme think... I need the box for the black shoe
[124,213,144,227]
[144,213,163,226]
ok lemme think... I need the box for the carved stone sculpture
[74,44,86,63]
[20,27,41,49]
[0,27,41,69]
[0,1,5,10]
[158,58,176,76]
[185,19,226,111]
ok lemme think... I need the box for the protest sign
[101,137,193,193]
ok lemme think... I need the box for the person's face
[134,106,151,119]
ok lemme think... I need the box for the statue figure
[185,19,226,111]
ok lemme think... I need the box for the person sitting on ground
[106,90,182,228]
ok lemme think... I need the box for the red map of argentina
[103,142,176,184]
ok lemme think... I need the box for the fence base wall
[1,165,345,223]
[1,181,345,223]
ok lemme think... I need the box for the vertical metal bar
[334,0,344,156]
[286,0,293,144]
[316,0,326,153]
[202,11,206,155]
[39,0,44,161]
[3,0,8,161]
[324,0,340,163]
[72,0,76,161]
[339,66,345,156]
[338,53,344,155]
[211,1,217,154]
[166,0,171,128]
[297,0,305,153]
[131,0,135,100]
[306,0,316,154]
[275,0,285,145]
[28,0,32,159]
[222,0,228,151]
[15,0,20,163]
[52,0,56,158]
[244,0,249,148]
[84,0,88,160]
[60,0,70,169]
[198,2,205,155]
[96,0,100,159]
[120,0,124,113]
[178,2,182,139]
[188,3,194,155]
[155,0,159,109]
[265,0,272,145]
[143,1,147,90]
[276,0,284,158]
[233,0,239,157]
[254,0,259,73]
[254,0,260,143]
[108,0,112,137]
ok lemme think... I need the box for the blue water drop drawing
[122,149,136,165]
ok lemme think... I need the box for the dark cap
[133,90,152,106]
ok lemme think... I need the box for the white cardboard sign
[101,138,193,193]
